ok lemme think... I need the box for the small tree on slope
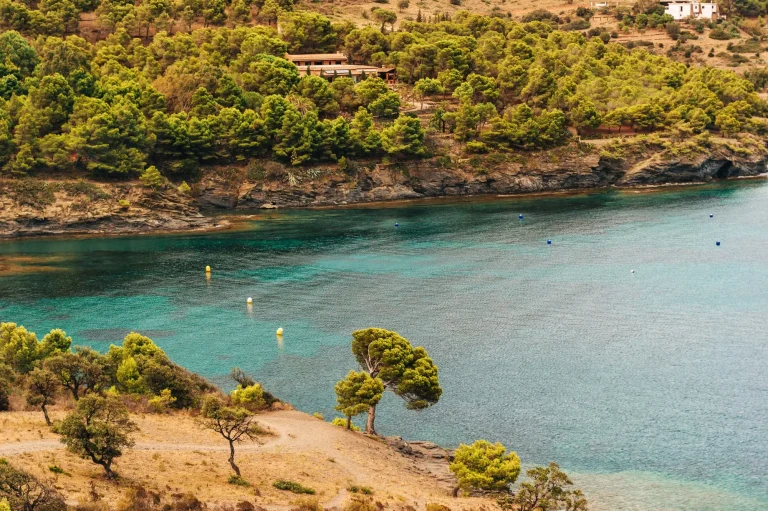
[334,370,384,429]
[55,394,137,480]
[351,328,441,435]
[199,395,266,477]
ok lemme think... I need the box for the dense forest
[0,0,765,182]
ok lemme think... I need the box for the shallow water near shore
[1,181,767,511]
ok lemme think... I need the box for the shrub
[118,199,131,210]
[48,465,67,475]
[61,181,110,201]
[331,417,360,431]
[562,18,590,31]
[229,475,251,487]
[177,181,191,194]
[230,384,268,411]
[347,486,374,495]
[312,412,325,420]
[521,9,559,23]
[0,459,66,511]
[425,505,451,511]
[341,496,375,511]
[465,141,489,154]
[148,389,177,413]
[140,166,168,189]
[8,179,57,207]
[449,440,521,492]
[291,497,323,511]
[273,481,316,495]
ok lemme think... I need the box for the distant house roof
[286,53,348,62]
[296,64,395,76]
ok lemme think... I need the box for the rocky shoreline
[2,147,767,239]
[200,147,768,212]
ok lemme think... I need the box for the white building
[663,1,718,20]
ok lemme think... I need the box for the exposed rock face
[0,181,222,238]
[204,151,767,211]
[2,147,766,238]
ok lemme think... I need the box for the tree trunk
[42,404,51,426]
[346,416,352,430]
[365,405,377,435]
[452,486,460,497]
[228,439,240,476]
[101,461,114,480]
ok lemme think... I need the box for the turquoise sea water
[1,182,768,510]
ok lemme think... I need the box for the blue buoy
[709,214,714,218]
[716,241,721,246]
[395,223,399,228]
[547,239,552,245]
[519,214,524,220]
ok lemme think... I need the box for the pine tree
[334,370,384,429]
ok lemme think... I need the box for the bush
[139,166,168,189]
[291,497,323,511]
[228,475,251,487]
[312,412,325,420]
[148,389,177,413]
[331,417,360,431]
[709,26,736,40]
[48,465,67,475]
[465,141,489,154]
[341,496,375,511]
[177,181,191,195]
[449,440,521,492]
[0,459,66,511]
[118,200,130,210]
[521,9,560,23]
[562,18,590,31]
[273,481,316,495]
[231,384,268,411]
[425,505,451,511]
[7,179,57,207]
[347,486,374,495]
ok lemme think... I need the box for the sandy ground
[0,410,490,510]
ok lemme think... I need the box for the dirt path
[0,440,271,456]
[1,410,465,509]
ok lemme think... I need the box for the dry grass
[0,410,490,510]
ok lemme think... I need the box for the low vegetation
[273,480,316,495]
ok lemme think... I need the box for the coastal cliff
[2,141,766,238]
[210,142,768,210]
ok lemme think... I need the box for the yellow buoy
[247,297,253,304]
[205,265,211,273]
[276,327,284,336]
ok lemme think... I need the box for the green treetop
[334,370,384,430]
[449,440,521,494]
[350,327,441,435]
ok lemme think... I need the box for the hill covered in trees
[0,1,768,236]
[0,2,766,174]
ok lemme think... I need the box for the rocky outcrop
[2,144,766,238]
[199,149,767,211]
[0,181,223,238]
[384,436,456,488]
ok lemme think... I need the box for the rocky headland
[2,140,766,238]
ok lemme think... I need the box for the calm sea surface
[1,182,767,511]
